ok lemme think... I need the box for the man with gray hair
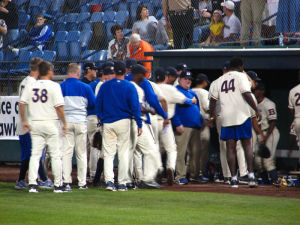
[129,33,154,79]
[60,63,96,191]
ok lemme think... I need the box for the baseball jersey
[288,84,300,118]
[192,88,209,120]
[95,81,104,96]
[20,80,64,121]
[210,71,252,127]
[149,80,165,101]
[257,97,277,131]
[208,80,221,116]
[131,81,147,121]
[16,76,36,135]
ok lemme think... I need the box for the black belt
[168,8,193,16]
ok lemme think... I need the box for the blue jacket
[29,24,52,49]
[171,85,203,128]
[125,73,133,81]
[87,78,101,116]
[60,78,96,123]
[95,78,142,128]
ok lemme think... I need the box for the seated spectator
[9,14,52,55]
[0,18,7,48]
[221,1,241,44]
[0,0,18,45]
[129,33,154,79]
[107,24,130,60]
[201,10,224,46]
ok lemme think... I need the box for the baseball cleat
[199,175,209,183]
[224,177,231,184]
[248,178,257,188]
[230,179,239,188]
[118,184,128,191]
[176,178,188,185]
[63,183,72,192]
[53,186,66,193]
[78,185,88,190]
[166,168,174,186]
[156,169,164,184]
[38,179,54,189]
[28,185,39,193]
[142,180,161,189]
[106,181,117,191]
[126,182,136,190]
[15,180,28,189]
[239,175,249,185]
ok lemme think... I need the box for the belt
[168,7,193,16]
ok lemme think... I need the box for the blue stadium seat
[29,6,42,18]
[68,41,81,61]
[29,0,41,7]
[53,31,68,51]
[127,0,138,2]
[43,50,56,62]
[56,41,68,61]
[13,50,32,73]
[31,50,44,59]
[78,12,90,23]
[152,0,162,8]
[130,2,138,20]
[66,31,80,42]
[80,3,90,13]
[55,22,67,32]
[80,30,92,51]
[193,27,202,43]
[103,11,116,22]
[90,12,104,23]
[66,13,79,31]
[40,0,52,13]
[156,9,163,20]
[105,22,115,41]
[18,11,30,30]
[123,29,131,37]
[14,0,28,10]
[49,0,64,16]
[80,21,92,31]
[116,10,129,27]
[117,2,128,11]
[94,50,108,65]
[82,50,96,60]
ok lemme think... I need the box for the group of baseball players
[15,55,299,193]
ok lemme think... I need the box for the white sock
[232,175,237,181]
[248,172,255,179]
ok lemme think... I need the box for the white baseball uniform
[20,80,64,187]
[289,84,300,140]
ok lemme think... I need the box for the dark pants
[169,9,194,49]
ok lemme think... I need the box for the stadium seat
[40,0,52,13]
[55,22,67,32]
[18,11,30,30]
[130,2,138,20]
[156,9,163,20]
[31,50,44,59]
[14,0,28,10]
[94,50,108,65]
[90,12,104,23]
[50,0,64,16]
[78,12,90,23]
[105,22,115,41]
[29,0,41,7]
[193,27,202,44]
[69,40,81,61]
[56,41,68,61]
[117,2,128,11]
[103,11,116,22]
[66,13,79,31]
[53,31,68,51]
[13,50,32,73]
[152,0,162,8]
[43,50,56,62]
[66,31,80,42]
[82,49,96,60]
[80,30,92,51]
[80,3,90,13]
[116,10,129,27]
[29,6,42,18]
[80,21,92,31]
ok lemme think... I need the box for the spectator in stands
[240,0,266,46]
[129,33,154,79]
[9,14,52,55]
[107,24,130,60]
[201,10,224,46]
[0,0,18,45]
[0,18,7,48]
[220,1,241,44]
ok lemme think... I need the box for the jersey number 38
[221,79,235,93]
[32,88,48,103]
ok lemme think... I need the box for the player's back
[18,76,36,97]
[289,84,300,118]
[192,87,209,119]
[21,80,64,121]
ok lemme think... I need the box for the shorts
[19,133,32,161]
[220,118,252,141]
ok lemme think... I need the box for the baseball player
[81,63,97,84]
[165,67,178,85]
[254,83,280,184]
[155,67,197,185]
[95,61,142,192]
[124,58,137,81]
[60,63,96,191]
[288,78,300,170]
[15,58,53,190]
[173,63,188,86]
[19,61,67,193]
[209,57,260,188]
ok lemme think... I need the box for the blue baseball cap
[180,70,193,79]
[132,64,148,75]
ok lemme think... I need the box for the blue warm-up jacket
[87,78,101,116]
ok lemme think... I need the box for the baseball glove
[92,131,102,151]
[257,144,271,158]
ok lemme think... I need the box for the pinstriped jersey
[257,97,277,131]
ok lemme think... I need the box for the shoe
[189,177,199,183]
[106,181,117,191]
[214,178,224,183]
[239,175,249,185]
[79,185,88,190]
[156,169,164,184]
[248,178,257,188]
[224,177,231,184]
[38,179,54,189]
[53,186,66,193]
[257,178,264,185]
[166,168,174,186]
[118,184,128,191]
[273,178,281,187]
[142,180,161,189]
[230,179,239,188]
[28,185,39,193]
[176,178,188,185]
[15,180,28,189]
[199,175,209,183]
[126,182,136,190]
[63,183,72,192]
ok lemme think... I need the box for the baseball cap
[102,60,114,69]
[195,73,210,84]
[213,10,222,16]
[131,64,148,75]
[180,70,193,79]
[166,66,178,77]
[125,58,137,69]
[114,60,126,75]
[223,61,230,70]
[84,63,97,70]
[221,1,235,10]
[103,66,114,75]
[255,82,265,90]
[176,63,188,71]
[155,67,165,81]
[247,71,261,82]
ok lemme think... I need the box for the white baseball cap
[221,1,235,10]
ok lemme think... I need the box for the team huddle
[15,56,299,193]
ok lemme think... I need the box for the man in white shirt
[209,57,260,188]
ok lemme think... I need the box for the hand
[163,119,170,129]
[22,121,30,133]
[62,123,67,136]
[207,118,215,128]
[138,128,143,136]
[192,97,197,104]
[176,125,184,134]
[259,134,266,145]
[256,110,262,121]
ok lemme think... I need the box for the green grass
[1,182,300,225]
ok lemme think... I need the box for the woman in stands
[201,10,224,46]
[107,24,130,60]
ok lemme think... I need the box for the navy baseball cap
[166,66,177,77]
[131,64,148,75]
[84,63,97,70]
[180,70,193,79]
[125,58,137,69]
[195,73,210,84]
[223,61,230,70]
[103,66,114,75]
[255,82,265,90]
[114,60,126,75]
[176,63,188,71]
[247,71,261,81]
[155,67,165,81]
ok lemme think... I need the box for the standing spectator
[129,33,154,79]
[0,0,18,45]
[81,63,97,84]
[221,1,241,44]
[162,0,197,49]
[60,63,96,191]
[107,24,130,60]
[240,0,266,46]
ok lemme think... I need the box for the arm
[107,40,113,59]
[0,6,8,14]
[251,117,264,142]
[159,98,170,128]
[208,98,217,127]
[128,85,143,129]
[162,0,171,29]
[242,92,261,119]
[55,105,67,136]
[19,102,30,133]
[87,86,96,109]
[95,86,104,123]
[0,25,7,35]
